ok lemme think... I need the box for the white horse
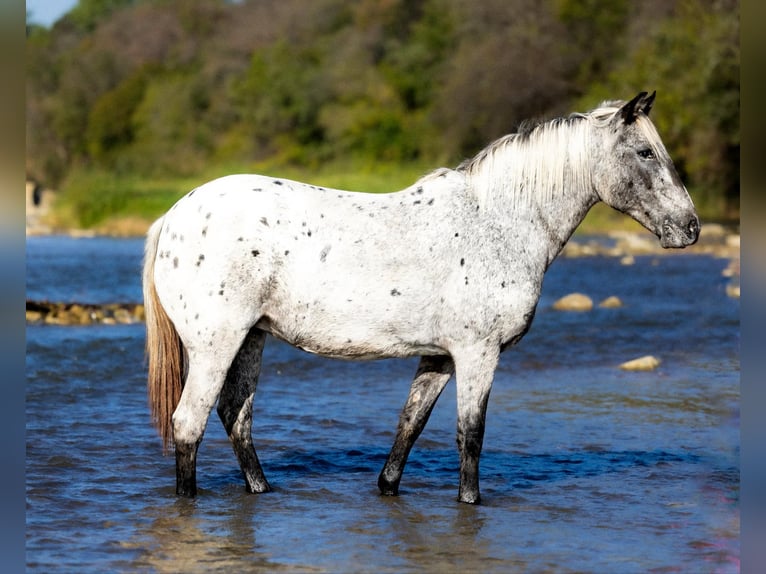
[143,92,699,502]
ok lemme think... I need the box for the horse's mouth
[660,216,700,248]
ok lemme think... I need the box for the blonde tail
[143,217,186,452]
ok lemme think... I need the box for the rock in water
[552,293,593,311]
[598,296,623,308]
[619,355,661,371]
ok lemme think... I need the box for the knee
[172,409,206,445]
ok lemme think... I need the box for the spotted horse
[143,92,699,502]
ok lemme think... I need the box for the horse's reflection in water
[143,92,699,503]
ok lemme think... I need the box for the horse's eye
[638,148,655,160]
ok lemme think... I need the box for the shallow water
[26,236,739,573]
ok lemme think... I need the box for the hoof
[245,480,272,494]
[377,475,400,497]
[176,484,197,498]
[458,491,481,504]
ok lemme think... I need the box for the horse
[143,92,699,503]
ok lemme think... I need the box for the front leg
[453,345,499,504]
[378,355,454,496]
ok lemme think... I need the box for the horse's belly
[254,315,446,360]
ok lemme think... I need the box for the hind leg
[217,328,271,493]
[378,355,454,496]
[173,332,250,497]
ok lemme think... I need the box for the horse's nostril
[688,218,699,236]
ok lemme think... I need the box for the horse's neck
[473,157,599,269]
[527,189,599,268]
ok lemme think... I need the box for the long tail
[143,217,186,452]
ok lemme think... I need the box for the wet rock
[598,296,623,308]
[619,355,661,371]
[620,255,635,266]
[26,300,145,326]
[552,293,593,311]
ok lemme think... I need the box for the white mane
[457,101,665,210]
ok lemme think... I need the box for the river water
[26,235,739,573]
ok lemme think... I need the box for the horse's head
[592,91,700,248]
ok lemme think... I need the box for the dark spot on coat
[173,257,179,268]
[460,258,465,266]
[196,254,205,266]
[319,245,331,262]
[413,200,421,205]
[260,217,269,226]
[391,288,401,296]
[416,186,423,194]
[427,198,434,205]
[284,250,290,256]
[454,232,459,237]
[307,230,312,237]
[501,281,506,288]
[188,189,196,197]
[237,237,244,242]
[202,227,207,237]
[274,180,283,185]
[253,188,262,192]
[464,276,469,285]
[219,290,224,296]
[252,250,260,257]
[206,212,211,219]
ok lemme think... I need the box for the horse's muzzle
[660,215,700,248]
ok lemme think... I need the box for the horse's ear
[619,91,655,124]
[640,90,656,116]
[619,92,648,124]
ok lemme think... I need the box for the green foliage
[555,0,630,85]
[233,41,328,161]
[86,68,149,163]
[26,0,740,226]
[579,0,739,218]
[126,72,213,175]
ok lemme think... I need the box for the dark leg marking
[378,355,454,496]
[217,328,271,493]
[176,440,201,497]
[456,414,487,504]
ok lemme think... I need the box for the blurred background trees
[26,0,739,220]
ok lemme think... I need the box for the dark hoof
[176,483,197,498]
[377,475,400,497]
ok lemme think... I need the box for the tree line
[26,0,739,218]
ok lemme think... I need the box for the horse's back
[150,171,470,359]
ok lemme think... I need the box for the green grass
[49,160,708,236]
[49,160,435,231]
